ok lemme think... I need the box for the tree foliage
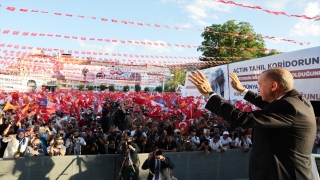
[155,86,162,93]
[109,85,115,92]
[100,85,107,91]
[144,87,150,92]
[87,86,94,90]
[123,85,130,92]
[77,84,85,90]
[166,69,187,92]
[134,84,141,92]
[198,20,280,62]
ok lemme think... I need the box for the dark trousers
[121,166,139,180]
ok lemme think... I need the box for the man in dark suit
[189,68,316,180]
[142,150,175,180]
[118,137,140,180]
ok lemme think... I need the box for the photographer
[179,134,195,152]
[197,139,211,155]
[118,137,140,180]
[47,137,66,156]
[142,150,175,180]
[106,127,121,154]
[24,138,45,157]
[144,130,157,153]
[87,129,106,154]
[111,102,126,131]
[65,131,86,155]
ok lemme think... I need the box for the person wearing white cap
[220,131,232,149]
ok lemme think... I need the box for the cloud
[77,40,118,52]
[264,0,291,10]
[289,2,320,36]
[139,39,171,53]
[180,23,191,29]
[184,0,228,25]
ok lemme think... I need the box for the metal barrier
[0,149,250,180]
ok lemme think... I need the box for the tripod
[117,148,136,180]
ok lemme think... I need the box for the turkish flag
[112,19,118,23]
[20,8,28,12]
[31,10,39,12]
[137,22,143,26]
[155,24,160,28]
[12,31,19,35]
[3,30,10,34]
[6,7,16,11]
[175,120,191,135]
[66,14,72,17]
[101,18,108,21]
[147,106,161,117]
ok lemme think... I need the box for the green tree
[198,20,277,63]
[109,85,115,92]
[144,87,150,92]
[87,86,94,90]
[155,86,162,93]
[100,85,107,91]
[134,84,141,92]
[123,85,130,92]
[166,69,187,92]
[77,84,85,90]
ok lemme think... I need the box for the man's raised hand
[229,72,245,92]
[188,70,213,97]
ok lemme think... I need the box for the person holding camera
[118,137,140,180]
[24,138,45,157]
[47,137,66,156]
[106,127,121,154]
[179,134,195,152]
[142,150,175,180]
[196,139,211,155]
[65,131,86,155]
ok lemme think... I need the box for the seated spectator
[65,131,86,155]
[47,137,66,156]
[189,128,200,150]
[2,125,29,159]
[233,133,252,152]
[24,138,45,157]
[220,131,232,149]
[196,139,211,155]
[209,135,227,153]
[161,135,177,152]
[173,129,183,152]
[179,134,194,152]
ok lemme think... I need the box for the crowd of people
[0,92,256,159]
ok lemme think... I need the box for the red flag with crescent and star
[175,120,190,135]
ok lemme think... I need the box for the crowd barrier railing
[0,149,250,180]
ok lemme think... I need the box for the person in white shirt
[2,128,29,159]
[220,131,232,149]
[65,131,86,155]
[47,137,66,156]
[234,133,252,152]
[209,135,227,153]
[190,129,200,150]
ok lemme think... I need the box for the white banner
[183,46,320,102]
[229,46,320,101]
[183,65,229,100]
[0,75,43,92]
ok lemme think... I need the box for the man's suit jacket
[205,89,316,180]
[118,143,140,167]
[142,157,175,180]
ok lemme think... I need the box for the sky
[0,0,319,65]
